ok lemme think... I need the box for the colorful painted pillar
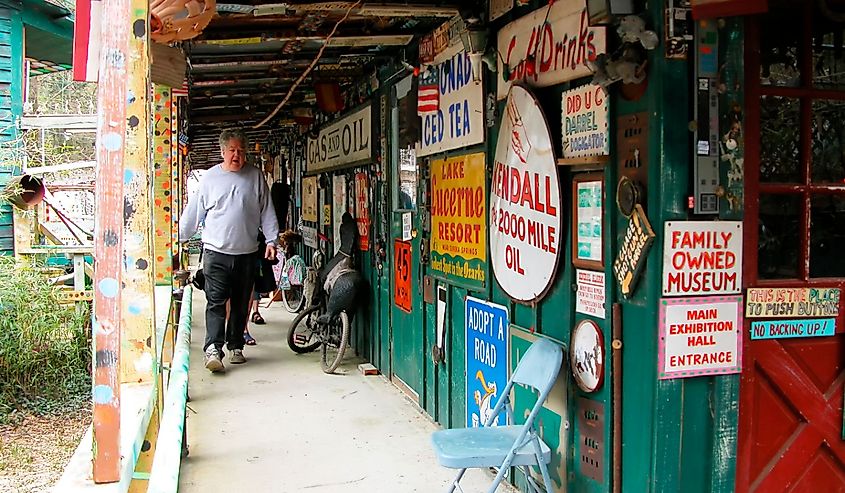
[170,94,180,282]
[153,84,173,285]
[120,0,155,387]
[92,0,129,483]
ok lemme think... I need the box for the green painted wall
[0,5,22,254]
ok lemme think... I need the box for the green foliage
[0,256,91,421]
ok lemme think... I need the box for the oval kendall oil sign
[490,85,562,302]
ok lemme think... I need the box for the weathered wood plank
[92,0,129,482]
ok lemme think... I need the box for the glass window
[393,75,418,210]
[810,195,845,277]
[760,96,802,183]
[758,194,801,279]
[811,99,845,183]
[760,2,802,87]
[812,30,845,90]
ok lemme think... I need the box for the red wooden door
[738,2,845,491]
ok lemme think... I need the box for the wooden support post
[73,253,85,290]
[92,0,129,483]
[120,0,155,388]
[152,85,173,285]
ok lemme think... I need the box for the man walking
[179,128,279,372]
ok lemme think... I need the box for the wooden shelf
[556,155,610,167]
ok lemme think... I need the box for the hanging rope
[254,0,362,128]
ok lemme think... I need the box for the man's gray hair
[219,128,248,150]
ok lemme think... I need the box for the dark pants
[203,249,257,353]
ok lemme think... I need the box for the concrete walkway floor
[179,292,514,493]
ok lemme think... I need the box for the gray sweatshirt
[179,163,279,255]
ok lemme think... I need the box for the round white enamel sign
[490,85,562,302]
[571,319,604,393]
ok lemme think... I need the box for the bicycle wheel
[320,311,350,374]
[281,285,305,313]
[286,306,321,353]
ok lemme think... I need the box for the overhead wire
[254,0,363,128]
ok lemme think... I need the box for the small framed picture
[572,174,604,270]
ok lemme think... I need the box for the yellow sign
[302,176,318,222]
[430,152,487,288]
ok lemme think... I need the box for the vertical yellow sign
[430,152,487,288]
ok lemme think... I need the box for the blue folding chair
[431,338,563,493]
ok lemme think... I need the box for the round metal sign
[570,319,605,393]
[490,85,562,302]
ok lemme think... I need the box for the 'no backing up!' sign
[490,85,562,302]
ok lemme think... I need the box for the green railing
[148,285,193,492]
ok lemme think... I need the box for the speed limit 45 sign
[394,239,412,312]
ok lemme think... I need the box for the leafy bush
[0,256,90,420]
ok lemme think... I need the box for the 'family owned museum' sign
[658,296,743,379]
[418,42,484,157]
[662,221,743,296]
[307,105,371,173]
[497,1,606,99]
[490,85,562,302]
[430,153,487,289]
[562,84,609,158]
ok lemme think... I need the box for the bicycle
[278,252,306,313]
[286,294,350,374]
[286,213,363,374]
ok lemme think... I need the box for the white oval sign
[490,85,562,302]
[571,319,604,393]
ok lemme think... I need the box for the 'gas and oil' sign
[307,105,371,173]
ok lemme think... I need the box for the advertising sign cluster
[306,105,371,173]
[497,2,607,99]
[490,86,562,302]
[418,42,485,157]
[466,297,508,428]
[430,153,487,289]
[658,296,743,379]
[662,221,743,296]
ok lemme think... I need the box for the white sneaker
[204,346,224,372]
[230,348,246,364]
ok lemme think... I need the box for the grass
[0,256,91,422]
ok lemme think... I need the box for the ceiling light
[254,3,289,16]
[357,4,458,17]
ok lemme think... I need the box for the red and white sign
[490,85,561,302]
[658,296,743,379]
[73,0,103,82]
[662,221,742,296]
[496,1,606,99]
[576,269,606,319]
[355,173,370,251]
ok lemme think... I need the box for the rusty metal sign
[577,397,605,483]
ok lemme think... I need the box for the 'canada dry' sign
[490,85,561,302]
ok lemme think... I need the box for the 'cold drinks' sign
[497,2,606,99]
[490,85,561,302]
[662,221,742,296]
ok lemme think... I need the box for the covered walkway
[179,292,511,492]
